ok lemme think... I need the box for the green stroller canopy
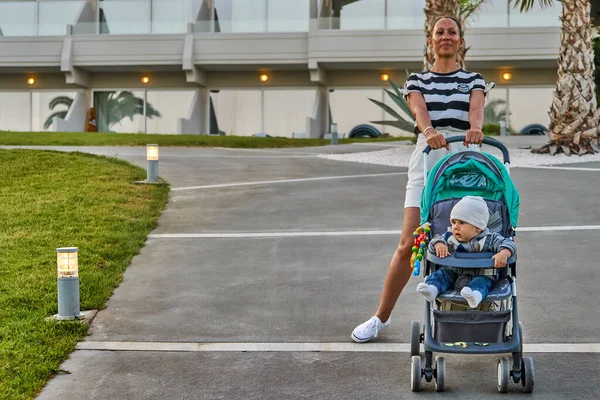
[420,151,520,228]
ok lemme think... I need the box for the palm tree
[428,0,599,154]
[424,0,462,69]
[43,96,73,130]
[525,0,599,155]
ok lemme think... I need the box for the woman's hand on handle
[464,128,484,147]
[424,127,449,150]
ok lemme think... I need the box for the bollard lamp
[56,247,84,320]
[146,144,159,182]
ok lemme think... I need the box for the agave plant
[369,77,497,135]
[368,77,416,134]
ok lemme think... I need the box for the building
[0,0,566,137]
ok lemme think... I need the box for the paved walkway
[26,137,599,399]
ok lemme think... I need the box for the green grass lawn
[0,149,169,399]
[0,131,412,148]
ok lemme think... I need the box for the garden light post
[330,123,338,145]
[146,144,159,183]
[56,247,84,320]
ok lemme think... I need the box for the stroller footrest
[437,278,512,302]
[424,338,521,354]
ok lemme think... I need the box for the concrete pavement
[26,137,600,399]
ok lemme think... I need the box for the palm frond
[509,0,554,13]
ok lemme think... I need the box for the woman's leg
[374,207,420,323]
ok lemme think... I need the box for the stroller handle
[423,135,511,165]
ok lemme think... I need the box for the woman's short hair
[430,16,463,38]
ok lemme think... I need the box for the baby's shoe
[461,287,483,308]
[351,316,390,343]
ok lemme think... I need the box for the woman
[351,16,486,343]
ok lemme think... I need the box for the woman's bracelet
[422,126,434,135]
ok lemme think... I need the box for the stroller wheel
[410,355,422,391]
[410,321,421,356]
[521,357,535,393]
[497,357,510,393]
[435,356,446,392]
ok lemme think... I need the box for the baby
[417,196,516,308]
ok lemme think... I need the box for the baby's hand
[492,250,510,268]
[434,243,449,258]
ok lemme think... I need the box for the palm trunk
[537,0,600,155]
[423,0,462,70]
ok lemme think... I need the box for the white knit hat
[450,196,489,231]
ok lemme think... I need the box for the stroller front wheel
[410,321,421,356]
[521,357,535,393]
[497,357,510,393]
[410,355,422,391]
[434,356,446,392]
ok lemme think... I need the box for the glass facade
[338,0,385,30]
[0,1,37,36]
[264,89,315,137]
[507,87,553,132]
[213,0,309,33]
[0,91,77,132]
[387,0,425,30]
[329,89,384,137]
[100,0,151,34]
[151,0,195,34]
[210,89,315,137]
[467,1,509,29]
[0,0,563,36]
[39,1,86,36]
[31,91,78,131]
[145,90,195,134]
[211,90,262,136]
[0,92,32,131]
[93,90,146,133]
[509,2,561,27]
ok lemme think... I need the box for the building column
[178,88,209,134]
[306,86,329,139]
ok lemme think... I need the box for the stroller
[410,136,534,393]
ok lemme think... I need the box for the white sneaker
[351,316,391,343]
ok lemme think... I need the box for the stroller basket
[433,309,511,343]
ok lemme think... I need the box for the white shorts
[404,129,479,208]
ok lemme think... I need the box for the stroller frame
[410,136,534,393]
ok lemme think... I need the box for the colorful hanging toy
[410,223,430,276]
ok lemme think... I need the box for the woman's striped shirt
[402,69,486,133]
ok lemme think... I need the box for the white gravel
[319,144,600,168]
